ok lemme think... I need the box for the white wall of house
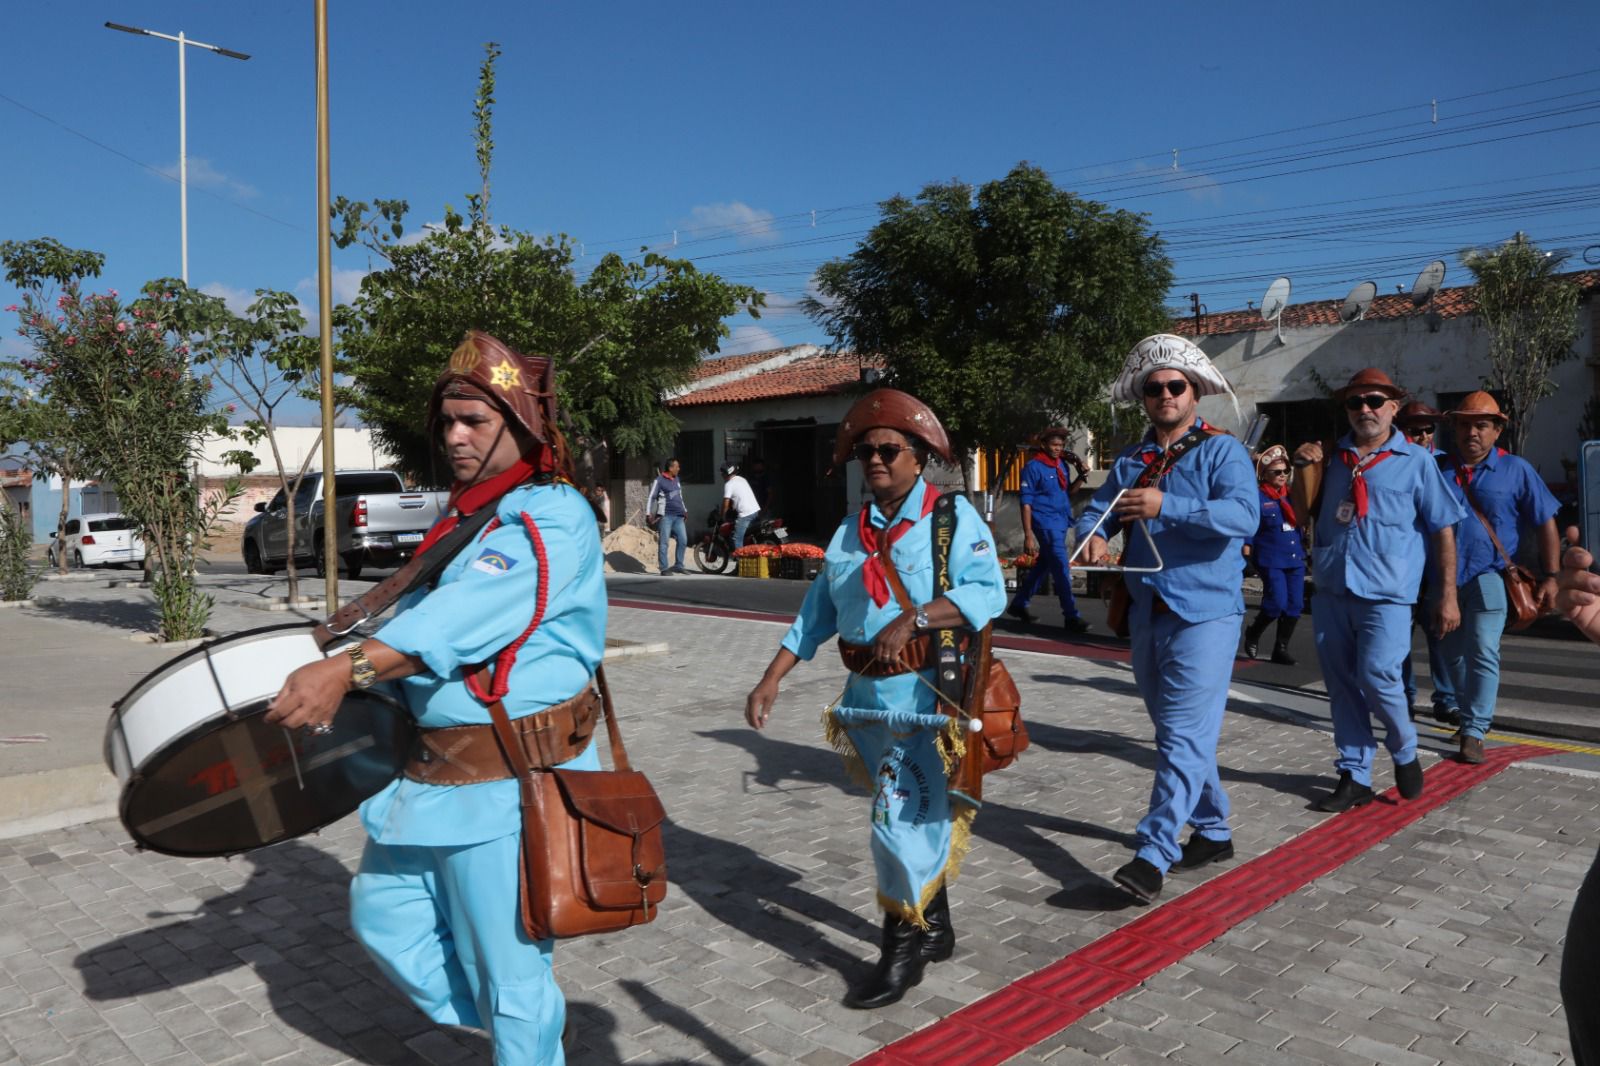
[199,426,397,478]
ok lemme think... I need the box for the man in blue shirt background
[1436,391,1560,764]
[1008,426,1090,634]
[1295,368,1463,814]
[1395,402,1460,726]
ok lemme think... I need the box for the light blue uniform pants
[1313,592,1419,786]
[1129,605,1237,872]
[1440,570,1508,741]
[351,833,564,1066]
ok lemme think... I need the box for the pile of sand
[603,524,662,574]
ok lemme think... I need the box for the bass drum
[106,624,415,858]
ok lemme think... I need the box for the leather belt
[838,634,968,677]
[402,688,600,785]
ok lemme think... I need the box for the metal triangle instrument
[1067,489,1165,573]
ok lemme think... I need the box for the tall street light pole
[105,22,249,285]
[314,0,338,610]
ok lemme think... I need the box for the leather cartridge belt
[402,688,600,785]
[838,633,968,677]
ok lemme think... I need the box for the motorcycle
[693,508,787,574]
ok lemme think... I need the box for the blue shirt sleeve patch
[471,548,518,574]
[971,540,992,555]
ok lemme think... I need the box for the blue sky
[4,1,1598,423]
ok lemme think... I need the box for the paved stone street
[0,603,1593,1064]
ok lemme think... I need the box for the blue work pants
[1401,605,1456,712]
[1439,570,1507,741]
[1129,605,1237,872]
[1258,565,1304,619]
[1011,522,1081,619]
[352,833,564,1066]
[1312,592,1418,785]
[656,514,687,573]
[732,511,759,549]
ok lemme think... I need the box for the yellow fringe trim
[821,707,874,790]
[875,782,978,930]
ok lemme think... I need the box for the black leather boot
[1271,616,1299,665]
[1242,612,1272,659]
[843,913,926,1009]
[920,885,954,962]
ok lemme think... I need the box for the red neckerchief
[660,471,677,481]
[1261,482,1298,527]
[1339,448,1396,519]
[1449,449,1500,490]
[414,457,544,559]
[1032,450,1069,491]
[858,481,940,607]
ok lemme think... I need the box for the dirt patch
[603,524,660,574]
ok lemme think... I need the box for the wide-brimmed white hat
[1112,334,1238,410]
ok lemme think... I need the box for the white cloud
[0,335,29,359]
[684,202,776,244]
[719,324,786,356]
[157,157,257,199]
[198,282,255,316]
[294,268,368,308]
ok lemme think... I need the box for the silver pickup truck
[242,470,447,579]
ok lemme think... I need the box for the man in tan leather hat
[1435,390,1561,763]
[1294,368,1464,812]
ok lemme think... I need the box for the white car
[47,513,147,569]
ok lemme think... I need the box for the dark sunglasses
[1142,378,1189,398]
[1266,468,1290,477]
[1344,394,1392,411]
[853,442,911,464]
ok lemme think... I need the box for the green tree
[804,163,1173,492]
[1461,232,1584,455]
[334,43,763,481]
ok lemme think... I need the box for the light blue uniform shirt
[1440,448,1558,587]
[782,478,1005,668]
[1075,426,1259,624]
[1311,429,1464,604]
[360,481,606,846]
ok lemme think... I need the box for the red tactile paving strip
[852,743,1559,1066]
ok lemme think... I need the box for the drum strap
[312,504,499,648]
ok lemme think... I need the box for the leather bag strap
[1458,474,1519,572]
[877,540,916,614]
[481,664,632,784]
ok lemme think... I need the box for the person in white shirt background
[721,463,762,548]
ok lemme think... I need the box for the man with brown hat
[1007,426,1091,634]
[1395,401,1460,725]
[1294,368,1463,813]
[1434,390,1560,763]
[268,331,607,1063]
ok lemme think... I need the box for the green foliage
[805,163,1173,483]
[0,497,37,602]
[1461,233,1583,455]
[0,238,103,289]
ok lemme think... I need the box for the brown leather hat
[1255,444,1290,480]
[1037,426,1070,444]
[427,331,558,445]
[833,389,954,468]
[1335,367,1407,402]
[1396,401,1442,427]
[1446,390,1508,425]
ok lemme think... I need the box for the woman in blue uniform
[1241,445,1305,664]
[744,389,1005,1010]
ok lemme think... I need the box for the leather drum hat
[428,331,558,444]
[833,389,954,469]
[1335,367,1407,402]
[1396,400,1442,428]
[1254,444,1290,480]
[1446,390,1509,425]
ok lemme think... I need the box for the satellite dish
[1339,280,1377,323]
[1259,277,1291,345]
[1410,260,1446,307]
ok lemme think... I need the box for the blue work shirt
[1439,448,1559,586]
[1250,487,1305,570]
[1311,429,1464,604]
[1019,454,1078,530]
[362,480,607,846]
[783,478,1006,660]
[1074,425,1259,624]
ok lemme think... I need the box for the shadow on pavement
[73,840,492,1065]
[30,599,159,633]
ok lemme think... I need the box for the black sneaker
[1063,615,1090,635]
[1314,772,1374,813]
[1006,605,1037,624]
[671,566,690,574]
[1394,758,1424,800]
[1112,858,1163,905]
[1433,704,1461,727]
[1173,834,1235,872]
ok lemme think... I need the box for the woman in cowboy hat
[743,388,1005,1009]
[1241,445,1304,664]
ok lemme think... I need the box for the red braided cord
[464,512,549,704]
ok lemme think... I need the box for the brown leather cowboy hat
[1396,401,1442,427]
[1036,426,1070,444]
[833,389,954,469]
[1335,367,1407,402]
[1445,390,1509,425]
[427,331,559,445]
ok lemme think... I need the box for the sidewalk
[0,575,1590,1063]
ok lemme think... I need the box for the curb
[0,599,36,609]
[0,764,119,844]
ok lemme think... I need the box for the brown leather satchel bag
[484,665,668,941]
[1460,480,1540,631]
[972,648,1028,774]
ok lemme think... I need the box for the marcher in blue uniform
[1395,402,1460,725]
[1076,335,1259,905]
[1007,427,1090,634]
[268,332,606,1065]
[1241,445,1304,664]
[745,389,1005,1009]
[1435,391,1561,764]
[1294,368,1464,814]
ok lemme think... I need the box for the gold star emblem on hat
[488,360,522,391]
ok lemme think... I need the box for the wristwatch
[913,606,931,630]
[344,643,379,689]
